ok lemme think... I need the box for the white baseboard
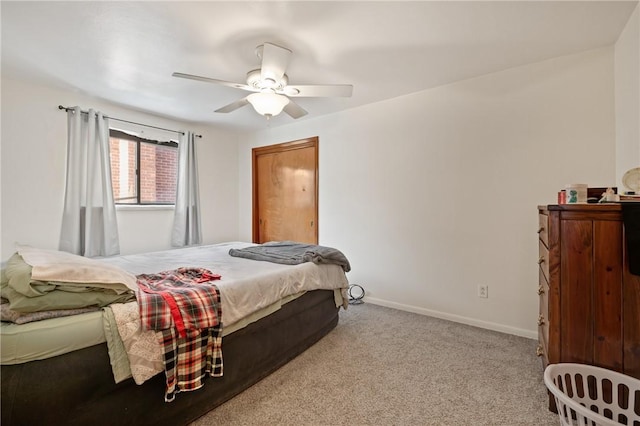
[362,297,537,340]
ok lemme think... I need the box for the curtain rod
[58,105,202,138]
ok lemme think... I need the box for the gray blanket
[229,241,351,272]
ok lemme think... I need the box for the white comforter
[100,242,349,384]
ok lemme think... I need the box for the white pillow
[17,246,137,292]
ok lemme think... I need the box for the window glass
[139,142,178,204]
[109,138,138,204]
[108,130,178,205]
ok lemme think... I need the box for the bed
[1,242,349,425]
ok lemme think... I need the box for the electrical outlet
[478,285,488,298]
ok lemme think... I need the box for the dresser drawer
[537,326,548,365]
[538,214,549,248]
[538,274,549,349]
[538,240,549,282]
[538,272,549,318]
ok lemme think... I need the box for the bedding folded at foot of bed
[228,241,351,272]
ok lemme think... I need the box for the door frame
[252,136,319,243]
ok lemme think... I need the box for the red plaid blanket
[136,267,223,402]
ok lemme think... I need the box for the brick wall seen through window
[109,130,178,204]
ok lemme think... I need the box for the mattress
[0,292,311,365]
[2,289,341,426]
[0,311,104,364]
[0,242,348,365]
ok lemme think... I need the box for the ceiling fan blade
[283,100,308,119]
[215,97,250,113]
[260,43,291,83]
[284,84,353,98]
[173,72,254,92]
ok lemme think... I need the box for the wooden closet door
[252,137,318,244]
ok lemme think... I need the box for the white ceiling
[2,1,637,131]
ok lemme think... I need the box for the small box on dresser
[537,204,640,412]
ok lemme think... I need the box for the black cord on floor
[348,284,365,305]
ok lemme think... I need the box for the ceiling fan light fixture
[173,42,350,120]
[247,69,288,91]
[247,92,289,117]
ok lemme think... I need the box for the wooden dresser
[537,204,640,410]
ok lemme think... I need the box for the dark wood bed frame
[1,290,339,425]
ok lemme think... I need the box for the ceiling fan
[173,42,353,120]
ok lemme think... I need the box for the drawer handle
[537,227,544,234]
[538,256,545,265]
[536,345,544,357]
[538,314,545,326]
[537,284,545,295]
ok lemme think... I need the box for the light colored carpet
[191,303,559,426]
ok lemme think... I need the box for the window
[108,129,178,205]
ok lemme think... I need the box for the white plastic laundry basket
[544,363,640,426]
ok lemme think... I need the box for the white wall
[1,78,240,260]
[237,48,616,338]
[615,4,640,188]
[1,45,623,339]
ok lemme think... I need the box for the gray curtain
[171,131,202,247]
[59,106,120,257]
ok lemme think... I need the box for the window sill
[116,204,175,212]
